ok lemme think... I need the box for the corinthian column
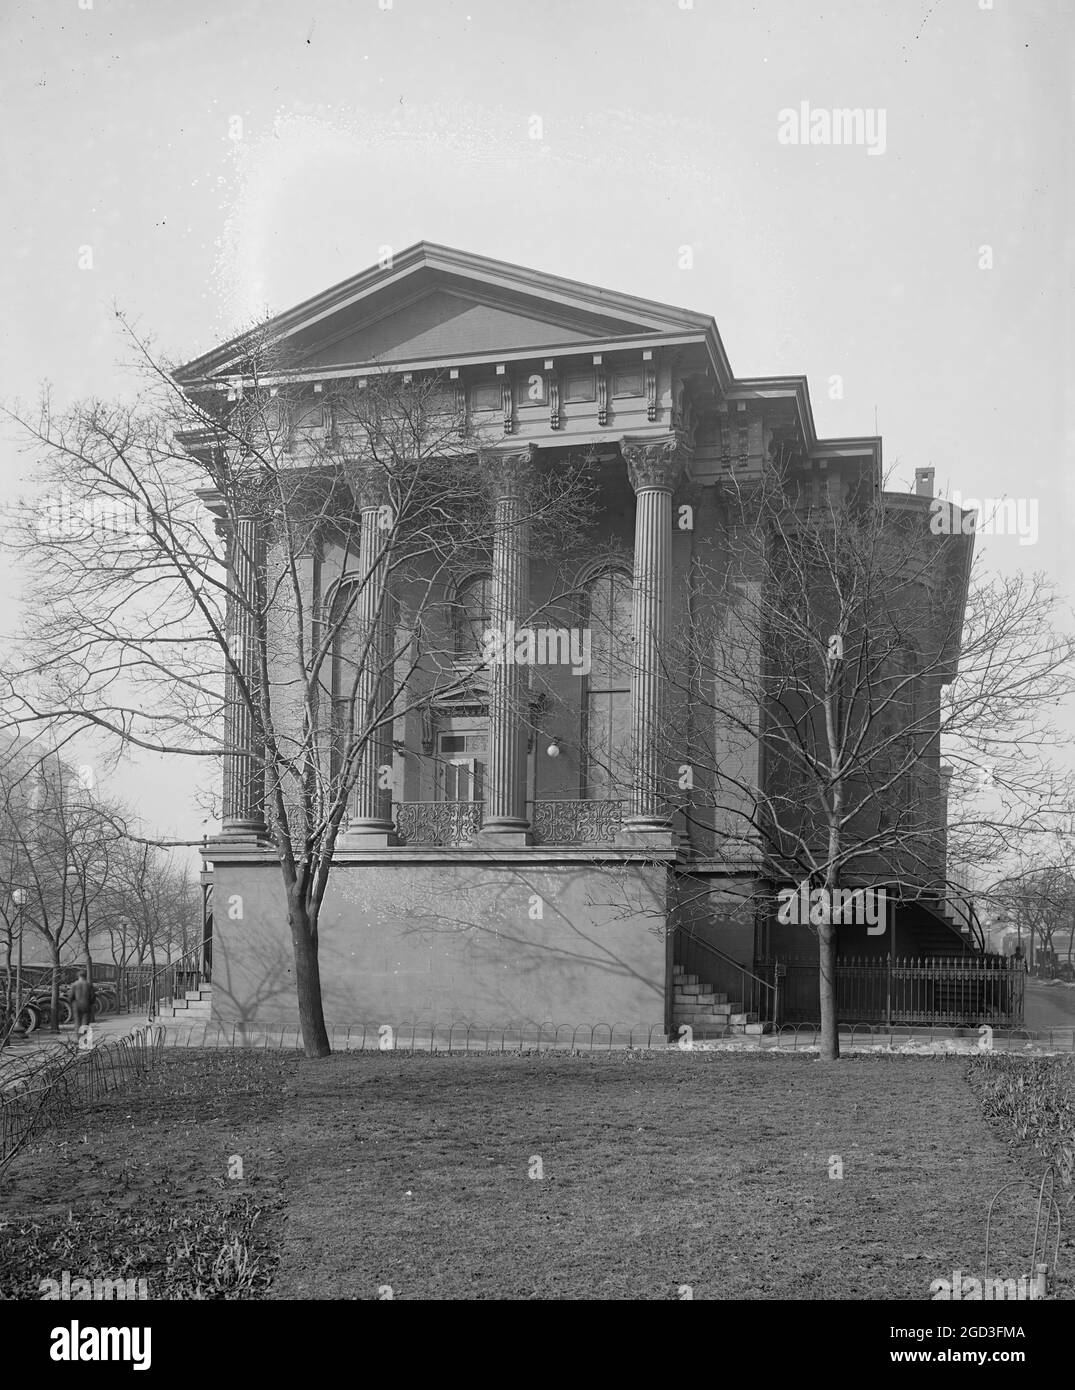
[480,447,534,845]
[620,436,687,841]
[221,512,267,840]
[342,469,397,844]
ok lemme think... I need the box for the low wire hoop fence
[144,1020,672,1053]
[0,1025,166,1175]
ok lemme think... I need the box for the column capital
[622,435,691,494]
[231,471,273,520]
[488,444,536,498]
[292,517,326,560]
[346,462,392,513]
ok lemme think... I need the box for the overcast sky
[1,0,1071,850]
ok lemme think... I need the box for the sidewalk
[0,1010,154,1086]
[4,1014,1072,1070]
[1023,977,1075,1030]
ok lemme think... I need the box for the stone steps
[159,984,212,1020]
[672,964,768,1041]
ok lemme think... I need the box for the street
[1022,978,1075,1030]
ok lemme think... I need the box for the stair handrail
[680,930,775,995]
[958,893,986,953]
[146,942,206,1023]
[677,926,778,1023]
[941,888,987,953]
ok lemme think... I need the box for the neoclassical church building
[176,244,976,1036]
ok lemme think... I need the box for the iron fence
[5,962,175,1020]
[144,943,209,1021]
[776,954,1024,1026]
[0,1025,166,1173]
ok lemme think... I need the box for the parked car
[24,990,72,1028]
[0,999,41,1034]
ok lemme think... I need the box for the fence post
[774,962,785,1029]
[885,953,892,1030]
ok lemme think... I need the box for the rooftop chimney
[914,466,935,498]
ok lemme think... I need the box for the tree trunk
[289,891,331,1058]
[820,677,843,1060]
[818,914,839,1060]
[49,942,62,1034]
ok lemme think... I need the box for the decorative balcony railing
[391,798,627,846]
[394,801,483,846]
[529,799,626,844]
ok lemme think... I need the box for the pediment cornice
[174,242,881,485]
[175,241,722,386]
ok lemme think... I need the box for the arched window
[581,568,633,798]
[453,573,493,657]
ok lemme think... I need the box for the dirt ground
[0,1050,1069,1300]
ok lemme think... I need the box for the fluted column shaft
[222,514,267,838]
[347,485,395,837]
[623,439,686,834]
[482,450,532,839]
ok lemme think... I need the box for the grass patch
[967,1054,1075,1191]
[0,1052,287,1300]
[0,1194,278,1300]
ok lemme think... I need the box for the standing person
[67,968,96,1031]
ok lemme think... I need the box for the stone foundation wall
[208,852,672,1030]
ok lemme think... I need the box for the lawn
[1,1049,1071,1300]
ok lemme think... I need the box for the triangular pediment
[300,287,628,369]
[176,242,714,383]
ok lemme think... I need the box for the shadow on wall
[211,860,670,1030]
[210,910,296,1030]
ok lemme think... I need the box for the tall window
[436,729,487,802]
[330,580,361,779]
[894,642,919,729]
[582,568,633,797]
[454,573,493,657]
[878,642,918,747]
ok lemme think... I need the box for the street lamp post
[116,919,128,1010]
[11,889,25,1021]
[65,866,93,975]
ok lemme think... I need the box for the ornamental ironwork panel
[529,799,625,844]
[394,801,483,846]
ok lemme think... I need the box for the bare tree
[2,323,595,1057]
[0,745,122,1033]
[659,465,1075,1059]
[97,837,199,971]
[0,739,39,1034]
[993,864,1075,973]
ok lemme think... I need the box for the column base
[617,818,677,850]
[477,819,533,848]
[215,820,269,844]
[338,821,398,848]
